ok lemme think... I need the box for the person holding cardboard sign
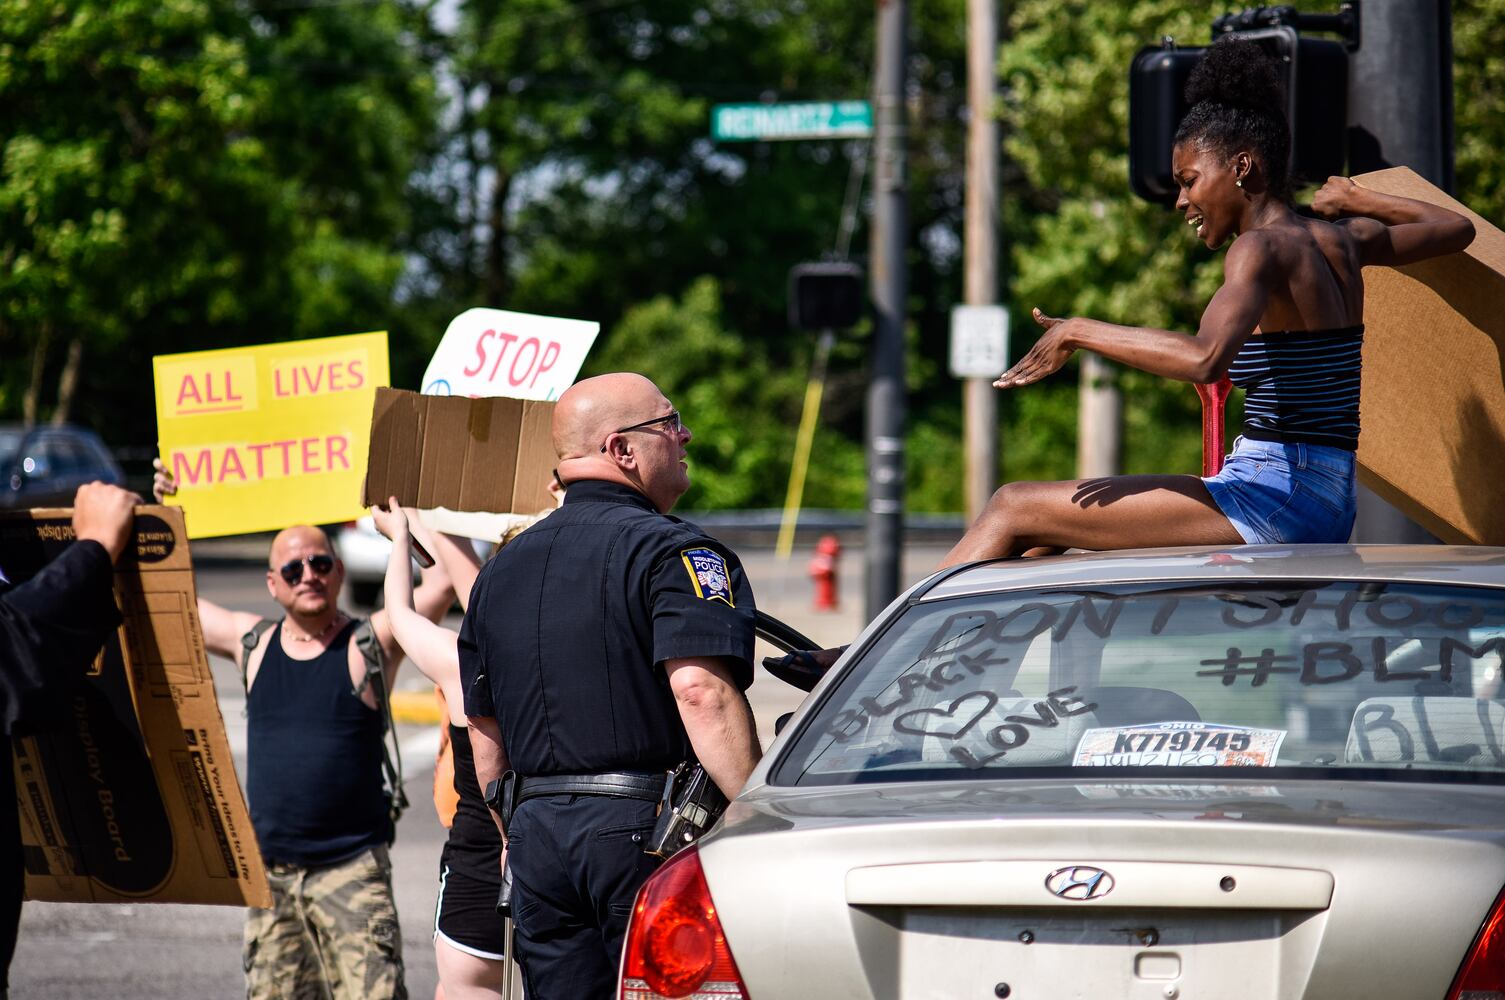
[768,39,1476,682]
[1,482,140,996]
[940,36,1475,565]
[153,461,456,1000]
[372,501,560,1000]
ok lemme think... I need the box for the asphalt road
[11,540,952,998]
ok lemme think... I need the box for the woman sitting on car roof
[763,38,1476,688]
[943,35,1473,566]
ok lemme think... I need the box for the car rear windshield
[775,581,1505,786]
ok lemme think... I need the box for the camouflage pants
[244,845,407,1000]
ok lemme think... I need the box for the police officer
[459,372,762,999]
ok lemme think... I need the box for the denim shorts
[1202,436,1357,545]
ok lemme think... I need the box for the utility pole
[1347,0,1453,543]
[866,0,909,621]
[1077,352,1122,478]
[963,0,999,522]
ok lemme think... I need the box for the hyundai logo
[1045,865,1115,900]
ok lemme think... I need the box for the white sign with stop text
[421,308,600,401]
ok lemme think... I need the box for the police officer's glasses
[278,554,335,585]
[600,410,682,452]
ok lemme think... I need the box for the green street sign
[711,101,873,142]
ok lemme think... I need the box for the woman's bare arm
[425,529,483,613]
[996,236,1271,389]
[1313,176,1475,266]
[370,501,462,704]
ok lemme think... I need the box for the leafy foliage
[1,0,1500,516]
[1454,0,1505,228]
[999,0,1219,480]
[0,0,433,434]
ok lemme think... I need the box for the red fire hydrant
[808,534,841,611]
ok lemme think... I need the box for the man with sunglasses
[460,372,762,999]
[153,463,456,1000]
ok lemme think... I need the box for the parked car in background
[621,544,1505,1000]
[334,515,397,607]
[335,515,494,608]
[0,424,124,510]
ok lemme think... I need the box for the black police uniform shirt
[457,478,756,778]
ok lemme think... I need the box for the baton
[498,860,516,1000]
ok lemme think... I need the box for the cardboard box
[3,506,270,907]
[1352,167,1505,546]
[363,387,557,514]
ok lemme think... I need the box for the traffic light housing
[788,262,864,331]
[1129,25,1350,203]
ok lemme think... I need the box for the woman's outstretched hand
[994,308,1077,389]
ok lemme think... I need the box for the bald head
[553,372,692,513]
[553,373,664,460]
[268,525,333,568]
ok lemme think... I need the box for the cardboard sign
[363,388,556,515]
[153,332,390,538]
[420,308,599,401]
[3,506,269,907]
[1352,167,1505,545]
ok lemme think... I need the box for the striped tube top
[1226,324,1364,451]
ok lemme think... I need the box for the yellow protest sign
[153,332,389,538]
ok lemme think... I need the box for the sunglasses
[278,554,335,585]
[600,410,683,453]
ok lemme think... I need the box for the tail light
[1448,885,1505,1000]
[619,847,750,999]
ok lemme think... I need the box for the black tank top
[443,723,503,882]
[246,620,390,866]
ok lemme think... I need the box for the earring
[1235,178,1244,188]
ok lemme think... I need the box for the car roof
[920,544,1505,601]
[0,422,101,438]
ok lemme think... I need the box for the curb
[390,689,445,726]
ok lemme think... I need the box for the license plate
[887,908,1282,1000]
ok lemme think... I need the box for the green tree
[427,0,970,510]
[1454,0,1505,227]
[998,1,1217,482]
[585,276,861,509]
[0,0,289,427]
[0,0,437,444]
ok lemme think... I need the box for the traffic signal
[788,262,864,331]
[1129,25,1350,203]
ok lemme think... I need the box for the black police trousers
[507,794,663,999]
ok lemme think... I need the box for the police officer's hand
[151,457,177,502]
[371,497,410,543]
[73,482,142,565]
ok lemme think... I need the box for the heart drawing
[893,691,999,741]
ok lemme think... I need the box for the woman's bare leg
[435,936,506,1000]
[939,475,1243,567]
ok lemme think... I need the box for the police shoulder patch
[681,547,734,606]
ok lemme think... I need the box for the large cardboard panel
[363,388,556,515]
[1352,167,1505,545]
[513,401,558,514]
[3,506,270,907]
[458,398,523,513]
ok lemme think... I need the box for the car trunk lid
[702,779,1505,1000]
